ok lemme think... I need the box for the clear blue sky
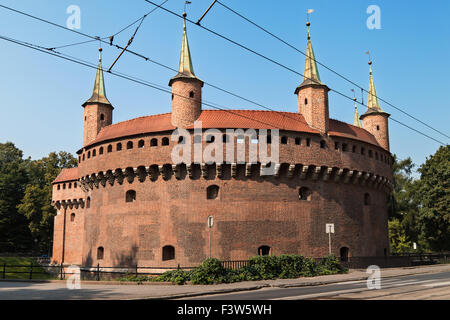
[0,0,449,173]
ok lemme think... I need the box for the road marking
[422,281,450,288]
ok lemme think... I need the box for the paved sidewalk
[0,264,449,300]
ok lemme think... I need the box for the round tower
[295,21,330,134]
[360,61,390,151]
[169,13,204,128]
[82,48,113,146]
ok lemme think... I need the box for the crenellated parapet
[77,162,393,194]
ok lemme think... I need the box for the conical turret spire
[83,48,112,106]
[179,17,195,77]
[367,61,382,112]
[353,99,362,128]
[169,13,202,86]
[302,21,322,86]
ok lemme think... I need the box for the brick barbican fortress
[51,18,393,268]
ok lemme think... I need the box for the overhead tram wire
[144,0,450,142]
[0,3,327,132]
[108,0,170,71]
[216,1,450,141]
[0,34,300,132]
[44,0,170,52]
[0,4,446,145]
[0,33,446,147]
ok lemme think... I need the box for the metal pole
[2,263,5,279]
[29,263,33,280]
[328,226,332,255]
[209,229,211,258]
[196,0,218,25]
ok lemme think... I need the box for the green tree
[388,218,412,254]
[388,155,421,248]
[17,151,77,254]
[0,142,32,252]
[415,145,450,252]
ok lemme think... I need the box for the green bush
[316,255,348,275]
[190,258,228,284]
[155,269,191,285]
[118,255,348,285]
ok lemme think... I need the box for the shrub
[316,255,348,275]
[155,269,191,285]
[190,258,228,284]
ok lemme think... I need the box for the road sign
[207,216,214,228]
[326,223,335,234]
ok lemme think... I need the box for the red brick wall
[170,78,203,128]
[361,114,390,151]
[52,129,392,267]
[83,103,113,146]
[297,85,330,133]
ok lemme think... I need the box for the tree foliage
[0,142,32,251]
[17,152,77,254]
[414,146,450,251]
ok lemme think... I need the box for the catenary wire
[0,33,446,147]
[0,4,446,145]
[144,0,450,141]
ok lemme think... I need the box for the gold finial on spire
[83,48,112,106]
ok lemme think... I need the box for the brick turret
[82,48,113,146]
[169,13,204,128]
[295,21,329,134]
[360,61,390,151]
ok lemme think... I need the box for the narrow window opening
[306,138,311,147]
[127,141,133,150]
[117,143,122,151]
[97,247,104,260]
[162,137,170,146]
[258,246,271,256]
[162,246,175,261]
[138,140,145,148]
[342,143,348,152]
[126,190,137,203]
[364,193,371,206]
[189,91,194,98]
[320,140,326,149]
[99,147,104,155]
[100,113,105,121]
[299,187,311,201]
[340,247,349,262]
[86,197,91,208]
[207,185,219,200]
[70,213,75,222]
[295,137,301,145]
[107,145,112,153]
[150,138,158,147]
[281,136,288,144]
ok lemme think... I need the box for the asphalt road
[184,271,450,300]
[1,270,449,300]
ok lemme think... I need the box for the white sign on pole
[207,216,214,228]
[326,223,335,234]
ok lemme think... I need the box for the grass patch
[0,257,55,280]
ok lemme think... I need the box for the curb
[133,285,270,300]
